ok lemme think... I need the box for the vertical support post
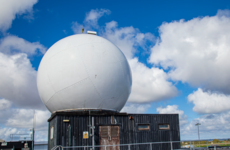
[150,143,152,150]
[32,110,35,150]
[92,117,95,150]
[84,147,85,150]
[59,146,60,150]
[214,145,216,150]
[171,142,173,150]
[198,125,200,148]
[190,141,191,150]
[105,146,106,150]
[206,141,208,149]
[128,144,130,150]
[193,141,194,150]
[68,125,71,146]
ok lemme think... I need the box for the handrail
[51,145,62,150]
[51,140,230,150]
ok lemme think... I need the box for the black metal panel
[48,112,180,150]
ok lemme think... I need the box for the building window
[138,124,150,131]
[50,126,54,139]
[159,124,170,130]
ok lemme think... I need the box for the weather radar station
[37,31,180,150]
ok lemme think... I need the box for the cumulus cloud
[72,9,110,34]
[103,21,154,59]
[0,52,44,109]
[128,58,177,103]
[121,103,151,113]
[0,0,38,31]
[0,107,49,141]
[149,10,230,95]
[85,9,110,28]
[0,99,11,110]
[6,109,50,129]
[0,35,46,55]
[71,22,84,34]
[0,127,18,141]
[188,88,230,113]
[156,105,230,140]
[182,111,230,140]
[157,105,188,127]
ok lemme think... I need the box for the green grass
[194,144,230,147]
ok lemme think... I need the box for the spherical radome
[37,34,132,113]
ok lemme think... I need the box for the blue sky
[1,0,230,141]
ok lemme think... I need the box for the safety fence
[51,140,230,150]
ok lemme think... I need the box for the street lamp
[195,123,201,148]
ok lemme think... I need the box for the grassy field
[198,144,230,147]
[182,143,230,147]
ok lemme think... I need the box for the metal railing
[51,140,230,150]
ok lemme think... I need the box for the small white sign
[50,126,54,139]
[1,142,7,146]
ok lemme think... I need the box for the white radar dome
[37,34,132,113]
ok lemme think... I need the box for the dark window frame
[137,124,150,131]
[159,124,170,130]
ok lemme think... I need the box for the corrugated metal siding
[48,113,180,150]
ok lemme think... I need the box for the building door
[99,126,120,150]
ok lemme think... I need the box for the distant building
[0,140,32,150]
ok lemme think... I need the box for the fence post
[190,141,191,150]
[171,142,173,150]
[128,144,130,150]
[84,147,85,150]
[150,143,152,150]
[59,146,60,150]
[193,141,194,150]
[214,145,216,150]
[105,146,106,150]
[206,141,208,149]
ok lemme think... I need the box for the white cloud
[6,109,50,129]
[0,99,11,110]
[84,9,110,28]
[0,33,48,140]
[157,105,188,127]
[0,0,38,31]
[72,9,110,34]
[71,22,84,34]
[149,10,230,94]
[128,58,177,103]
[188,88,230,113]
[0,127,18,141]
[156,105,230,140]
[121,103,151,113]
[0,52,44,109]
[0,35,46,55]
[103,21,154,59]
[182,111,230,140]
[0,108,49,141]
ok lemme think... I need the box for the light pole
[195,123,201,148]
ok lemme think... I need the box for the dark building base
[48,110,180,150]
